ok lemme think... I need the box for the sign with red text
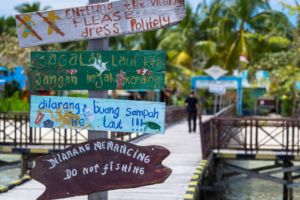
[30,95,165,134]
[16,0,186,48]
[30,51,165,90]
[30,139,172,200]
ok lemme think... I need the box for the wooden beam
[224,163,288,185]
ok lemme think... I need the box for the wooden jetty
[0,117,211,200]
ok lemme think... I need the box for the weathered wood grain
[30,51,165,90]
[30,95,165,134]
[16,0,186,47]
[30,138,172,200]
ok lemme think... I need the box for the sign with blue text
[30,95,165,134]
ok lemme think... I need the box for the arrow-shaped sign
[30,139,172,200]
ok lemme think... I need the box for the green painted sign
[30,51,165,90]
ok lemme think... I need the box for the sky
[0,0,297,21]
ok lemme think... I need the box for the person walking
[185,91,199,133]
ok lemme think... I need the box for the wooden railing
[199,104,236,159]
[0,106,186,150]
[200,114,300,159]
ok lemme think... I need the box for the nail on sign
[16,0,186,48]
[30,51,165,90]
[30,138,172,200]
[30,95,165,134]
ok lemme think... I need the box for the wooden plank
[15,0,186,48]
[30,95,165,134]
[30,138,172,200]
[30,51,165,90]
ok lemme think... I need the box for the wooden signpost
[30,138,172,200]
[15,0,186,48]
[30,95,166,134]
[15,0,187,198]
[30,50,165,90]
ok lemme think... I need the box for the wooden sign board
[16,0,186,48]
[30,138,172,200]
[30,95,165,134]
[30,51,165,90]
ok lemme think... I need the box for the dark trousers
[187,112,197,132]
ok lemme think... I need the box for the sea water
[223,160,300,200]
[0,154,21,186]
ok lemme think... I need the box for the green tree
[0,16,16,34]
[15,2,50,13]
[195,0,292,71]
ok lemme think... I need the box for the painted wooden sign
[30,51,165,90]
[30,138,172,200]
[16,0,186,48]
[30,95,165,134]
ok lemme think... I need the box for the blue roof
[0,66,9,71]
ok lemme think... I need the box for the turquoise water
[223,160,300,200]
[0,168,21,185]
[0,154,21,186]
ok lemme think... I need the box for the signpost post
[87,1,108,199]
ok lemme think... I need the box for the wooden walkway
[0,117,211,200]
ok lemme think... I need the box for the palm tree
[15,2,50,13]
[0,16,16,34]
[194,0,293,72]
[222,0,293,70]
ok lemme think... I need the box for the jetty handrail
[200,115,300,159]
[0,106,186,150]
[199,104,236,159]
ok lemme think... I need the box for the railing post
[250,119,253,152]
[26,114,30,146]
[244,119,247,153]
[20,114,23,147]
[64,129,67,148]
[217,118,221,153]
[14,115,17,147]
[198,114,204,158]
[53,129,56,149]
[211,118,215,156]
[255,119,259,152]
[286,120,289,153]
[296,119,300,154]
[292,121,295,154]
[3,113,6,143]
